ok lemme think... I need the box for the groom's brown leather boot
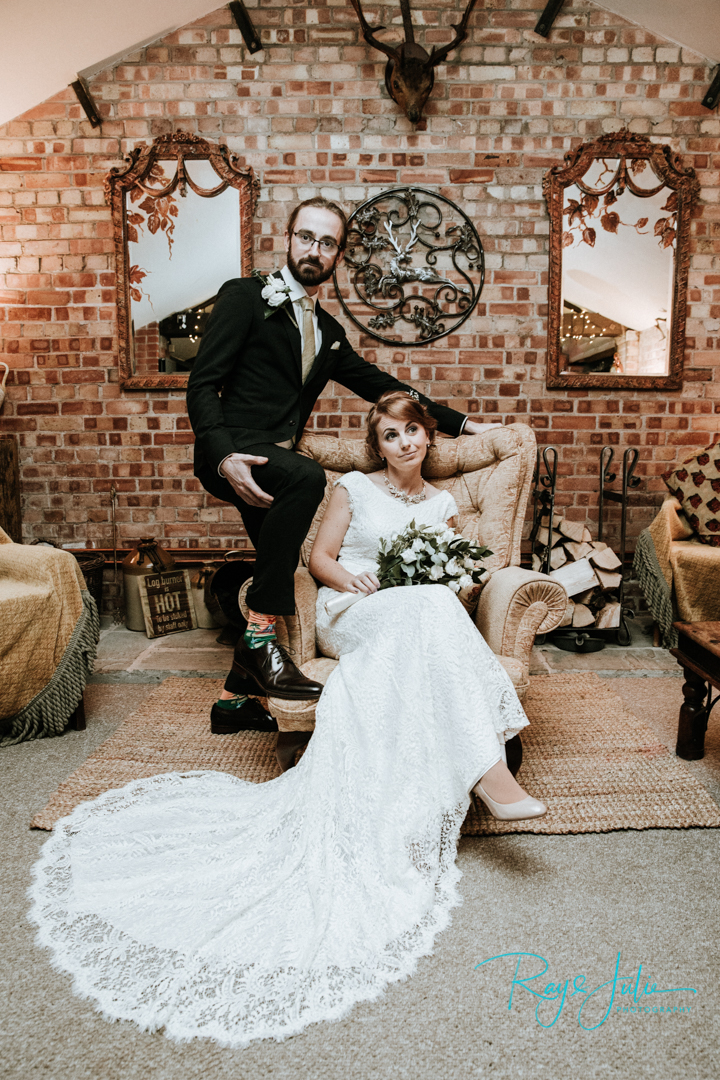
[232,638,324,700]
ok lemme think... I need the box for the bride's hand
[345,572,380,595]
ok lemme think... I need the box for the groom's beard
[287,249,337,288]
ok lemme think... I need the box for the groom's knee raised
[292,456,326,505]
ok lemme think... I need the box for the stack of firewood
[532,516,623,630]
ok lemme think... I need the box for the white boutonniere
[251,269,298,328]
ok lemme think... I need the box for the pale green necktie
[276,295,317,449]
[298,295,316,385]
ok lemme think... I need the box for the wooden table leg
[276,731,311,771]
[676,666,709,760]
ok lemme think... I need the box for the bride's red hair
[365,391,437,465]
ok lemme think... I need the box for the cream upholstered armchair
[238,424,567,770]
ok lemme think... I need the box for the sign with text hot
[139,570,198,637]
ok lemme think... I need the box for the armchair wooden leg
[276,731,311,772]
[67,694,86,731]
[506,734,522,777]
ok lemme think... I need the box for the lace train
[29,768,469,1048]
[29,470,529,1047]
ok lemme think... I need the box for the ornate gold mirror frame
[543,131,700,391]
[106,132,258,390]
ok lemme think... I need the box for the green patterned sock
[215,695,249,710]
[244,609,277,650]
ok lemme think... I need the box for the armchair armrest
[292,567,320,664]
[474,566,567,662]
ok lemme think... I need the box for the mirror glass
[106,132,257,389]
[544,132,699,391]
[127,160,242,377]
[561,160,674,378]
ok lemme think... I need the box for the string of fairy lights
[562,304,617,342]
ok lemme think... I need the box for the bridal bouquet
[376,520,492,592]
[326,521,493,615]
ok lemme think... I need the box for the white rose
[463,557,476,570]
[445,557,461,576]
[401,548,416,563]
[261,282,289,307]
[412,537,425,552]
[429,563,444,581]
[448,580,461,593]
[459,574,473,590]
[441,529,455,543]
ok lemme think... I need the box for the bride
[30,391,546,1049]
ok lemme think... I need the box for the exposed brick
[0,157,43,171]
[0,0,715,561]
[449,169,494,183]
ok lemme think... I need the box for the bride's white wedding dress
[30,471,528,1048]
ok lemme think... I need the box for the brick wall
[133,321,161,376]
[0,0,718,558]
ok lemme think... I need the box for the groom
[187,196,485,733]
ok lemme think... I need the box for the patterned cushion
[662,435,720,547]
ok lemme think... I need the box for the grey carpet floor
[1,683,718,1080]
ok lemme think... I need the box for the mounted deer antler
[349,0,478,124]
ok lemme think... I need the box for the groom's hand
[463,419,487,435]
[220,453,274,508]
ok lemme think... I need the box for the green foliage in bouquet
[376,520,493,595]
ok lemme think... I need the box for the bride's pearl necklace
[383,470,427,505]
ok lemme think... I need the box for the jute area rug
[31,673,720,835]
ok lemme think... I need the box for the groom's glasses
[292,230,339,255]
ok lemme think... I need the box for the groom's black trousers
[201,442,327,618]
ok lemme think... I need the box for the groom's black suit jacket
[186,274,467,493]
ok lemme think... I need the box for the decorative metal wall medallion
[332,187,484,345]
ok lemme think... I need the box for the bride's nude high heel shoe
[471,783,547,822]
